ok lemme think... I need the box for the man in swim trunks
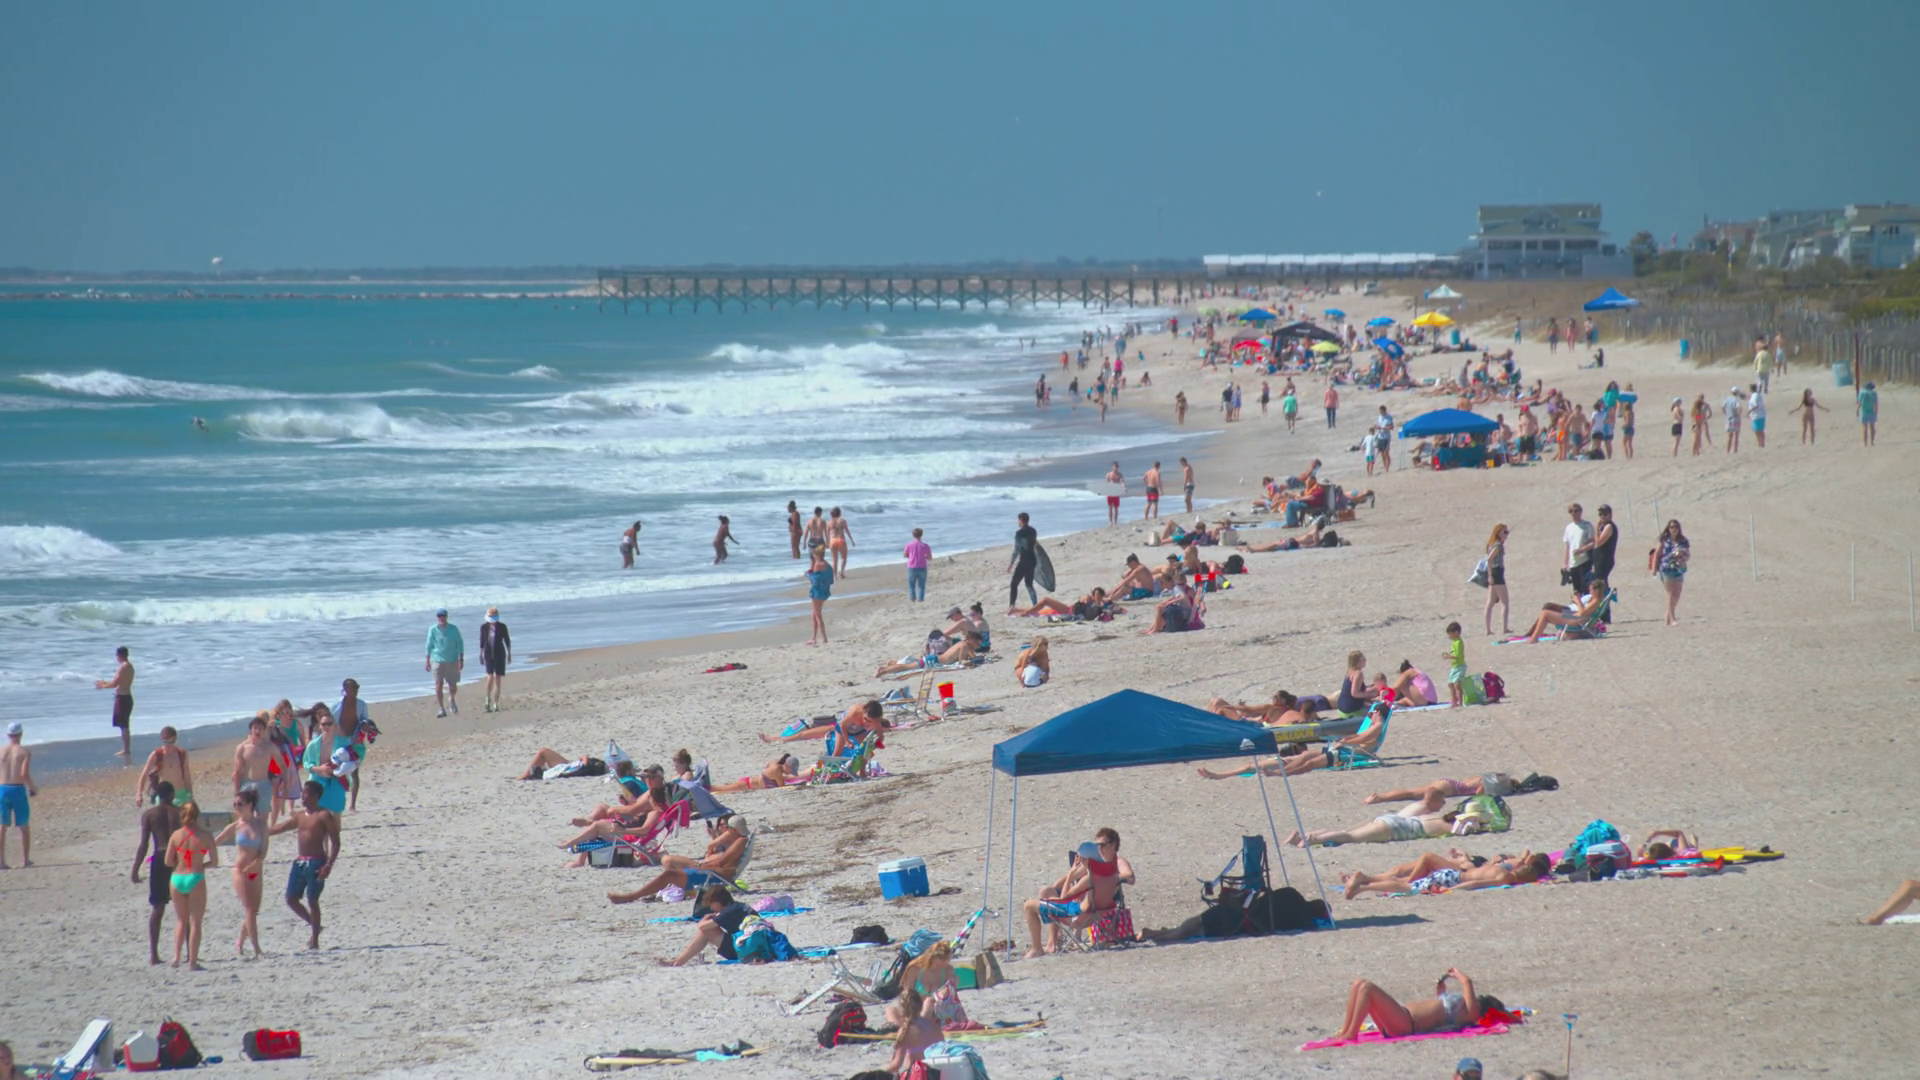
[1180,457,1195,513]
[1103,462,1124,526]
[95,644,135,759]
[1341,849,1550,898]
[1284,808,1454,847]
[1111,554,1156,600]
[1,721,35,870]
[606,815,750,904]
[269,779,341,950]
[1142,462,1161,520]
[135,726,193,808]
[803,506,828,554]
[131,780,181,963]
[232,716,276,822]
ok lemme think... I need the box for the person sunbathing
[1208,690,1300,724]
[568,763,672,829]
[706,754,807,793]
[1638,828,1700,860]
[1865,880,1920,925]
[1020,841,1123,958]
[1363,773,1522,806]
[874,632,978,677]
[1515,578,1609,643]
[760,700,885,743]
[1284,806,1458,847]
[1016,588,1109,618]
[514,746,604,781]
[1112,555,1158,600]
[1196,704,1387,780]
[1237,524,1324,552]
[1013,637,1050,687]
[1330,969,1502,1040]
[607,815,750,904]
[1341,849,1551,898]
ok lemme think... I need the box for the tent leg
[982,771,997,909]
[1004,780,1020,955]
[1254,770,1292,887]
[1276,766,1336,929]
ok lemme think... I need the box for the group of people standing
[1477,503,1691,637]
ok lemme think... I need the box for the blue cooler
[1832,362,1853,387]
[878,857,930,899]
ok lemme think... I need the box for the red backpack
[242,1028,302,1061]
[156,1019,202,1070]
[1480,671,1506,704]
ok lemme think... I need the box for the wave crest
[23,370,288,401]
[0,525,123,566]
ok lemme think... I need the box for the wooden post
[1909,552,1915,633]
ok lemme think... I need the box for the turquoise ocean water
[0,285,1183,743]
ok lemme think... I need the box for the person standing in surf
[620,520,641,569]
[95,645,135,760]
[786,501,802,559]
[713,515,738,565]
[826,507,853,576]
[1008,512,1039,614]
[803,506,828,557]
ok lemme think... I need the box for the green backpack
[1454,794,1511,833]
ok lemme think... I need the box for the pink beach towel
[1298,1022,1510,1052]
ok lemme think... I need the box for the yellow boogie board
[1697,846,1783,863]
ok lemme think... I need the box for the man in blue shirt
[425,608,464,717]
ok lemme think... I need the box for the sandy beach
[5,294,1918,1079]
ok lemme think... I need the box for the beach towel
[1299,1022,1510,1052]
[1883,914,1920,924]
[583,1041,759,1070]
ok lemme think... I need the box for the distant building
[1689,218,1757,255]
[1751,209,1841,269]
[1469,204,1626,278]
[1833,204,1920,270]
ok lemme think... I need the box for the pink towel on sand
[1298,1022,1510,1051]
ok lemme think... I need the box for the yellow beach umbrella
[1310,340,1342,354]
[1413,311,1454,328]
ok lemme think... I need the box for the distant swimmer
[191,417,209,433]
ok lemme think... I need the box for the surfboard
[1034,544,1056,593]
[1090,481,1126,496]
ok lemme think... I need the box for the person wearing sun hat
[479,606,512,713]
[1453,1057,1482,1079]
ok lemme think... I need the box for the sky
[2,0,1914,272]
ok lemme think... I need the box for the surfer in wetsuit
[1008,512,1038,614]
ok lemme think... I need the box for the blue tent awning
[1399,408,1500,438]
[991,689,1277,777]
[1238,308,1278,322]
[1366,316,1395,327]
[1583,287,1640,312]
[1372,337,1404,358]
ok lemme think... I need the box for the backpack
[156,1018,202,1070]
[1223,554,1246,574]
[1318,529,1340,548]
[241,1028,302,1061]
[1479,671,1506,704]
[816,1001,869,1048]
[871,946,914,1000]
[1246,887,1330,933]
[849,924,890,945]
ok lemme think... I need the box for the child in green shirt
[1444,621,1467,707]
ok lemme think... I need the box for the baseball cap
[1455,1058,1482,1078]
[946,606,964,618]
[435,607,448,616]
[5,721,21,736]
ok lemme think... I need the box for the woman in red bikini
[214,788,269,958]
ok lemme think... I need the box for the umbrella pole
[982,770,996,909]
[1004,780,1020,955]
[1254,770,1292,887]
[1276,765,1336,929]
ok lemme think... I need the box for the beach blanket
[836,1018,1047,1042]
[1299,1022,1510,1051]
[648,907,814,924]
[583,1042,758,1070]
[1884,914,1920,924]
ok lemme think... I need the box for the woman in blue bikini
[214,788,269,958]
[1331,968,1502,1040]
[165,800,217,970]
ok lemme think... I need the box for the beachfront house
[1833,204,1920,270]
[1469,204,1628,279]
[1749,209,1839,269]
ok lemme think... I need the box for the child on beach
[1444,622,1467,708]
[1363,430,1378,476]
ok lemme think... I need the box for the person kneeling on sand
[1144,571,1198,635]
[607,815,750,904]
[1013,637,1050,687]
[657,884,755,966]
[1341,848,1551,898]
[1020,841,1123,958]
[1329,969,1503,1040]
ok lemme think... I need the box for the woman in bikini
[825,507,853,577]
[1788,388,1830,444]
[164,800,217,970]
[1330,969,1502,1041]
[1690,394,1713,456]
[874,632,978,677]
[214,788,269,958]
[1014,587,1108,618]
[708,755,806,793]
[902,941,975,1031]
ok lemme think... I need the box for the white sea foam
[0,525,123,566]
[23,369,291,401]
[234,404,424,442]
[511,365,561,379]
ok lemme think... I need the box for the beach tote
[155,1018,203,1069]
[241,1029,301,1061]
[1468,558,1490,588]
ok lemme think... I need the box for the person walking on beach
[1008,512,1039,614]
[786,501,802,559]
[1443,622,1468,708]
[1181,457,1195,514]
[1143,462,1162,520]
[1282,386,1298,432]
[95,645,135,759]
[1259,381,1271,417]
[1,722,35,870]
[825,508,852,576]
[212,788,268,959]
[1857,381,1879,446]
[804,548,833,645]
[1483,525,1510,636]
[1563,503,1595,598]
[1589,505,1619,588]
[269,780,341,951]
[1104,462,1124,526]
[135,726,193,808]
[131,780,180,963]
[713,515,739,565]
[903,528,931,603]
[232,715,276,827]
[1789,388,1830,444]
[1722,386,1744,453]
[1773,331,1788,379]
[425,608,464,717]
[480,608,511,713]
[620,519,641,569]
[1374,406,1395,471]
[1748,384,1768,448]
[1655,519,1691,626]
[1323,383,1339,429]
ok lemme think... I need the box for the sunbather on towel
[1342,849,1551,898]
[1638,829,1700,860]
[607,815,750,904]
[875,633,979,678]
[1515,578,1609,643]
[1015,588,1110,619]
[1021,841,1123,958]
[1208,689,1301,724]
[1331,968,1504,1040]
[1364,773,1519,806]
[1013,637,1050,687]
[760,700,886,744]
[706,755,807,793]
[1197,701,1388,780]
[1111,554,1158,601]
[1285,807,1458,848]
[657,885,755,966]
[1236,524,1325,553]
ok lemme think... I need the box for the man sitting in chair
[606,815,750,904]
[1021,841,1125,958]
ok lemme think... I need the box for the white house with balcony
[1833,204,1919,270]
[1470,204,1624,278]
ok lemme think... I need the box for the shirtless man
[1021,841,1124,957]
[1103,462,1124,526]
[786,500,802,559]
[1342,849,1550,898]
[1363,773,1524,807]
[1,722,36,869]
[1142,462,1162,520]
[232,716,276,821]
[268,780,341,950]
[759,700,885,744]
[131,780,181,962]
[802,506,828,556]
[712,515,738,565]
[607,815,750,903]
[135,727,193,808]
[1111,554,1156,600]
[1514,408,1540,461]
[1180,457,1195,513]
[95,644,135,759]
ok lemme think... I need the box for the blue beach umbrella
[1372,337,1404,359]
[1366,316,1395,327]
[1238,308,1278,322]
[1323,308,1346,318]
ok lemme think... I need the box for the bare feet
[608,891,637,905]
[1023,948,1043,959]
[1283,829,1304,848]
[189,961,206,972]
[655,958,680,968]
[307,928,320,950]
[1361,793,1385,805]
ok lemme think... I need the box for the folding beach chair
[809,732,878,786]
[1552,589,1617,643]
[1324,705,1390,771]
[573,798,693,868]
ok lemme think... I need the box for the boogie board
[1034,544,1057,593]
[1089,481,1127,497]
[1696,846,1784,863]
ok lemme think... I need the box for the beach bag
[1479,671,1506,704]
[241,1028,301,1061]
[1317,529,1340,548]
[1461,674,1486,706]
[1468,558,1490,588]
[850,924,890,945]
[752,893,796,915]
[1223,554,1246,574]
[732,916,796,964]
[1557,819,1623,876]
[872,946,915,1000]
[156,1018,202,1070]
[816,1002,869,1048]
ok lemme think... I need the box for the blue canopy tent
[1366,316,1395,327]
[1399,407,1499,438]
[1372,337,1405,359]
[1238,308,1278,322]
[1583,287,1640,312]
[1323,308,1346,318]
[984,689,1334,945]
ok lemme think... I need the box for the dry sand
[4,296,1918,1079]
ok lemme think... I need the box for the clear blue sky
[2,0,1912,271]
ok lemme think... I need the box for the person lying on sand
[1638,828,1700,860]
[607,815,750,904]
[1330,969,1503,1041]
[1015,588,1109,619]
[1020,841,1123,958]
[706,755,807,793]
[1112,555,1158,600]
[515,746,605,781]
[1515,578,1609,643]
[1208,690,1302,724]
[1341,848,1551,898]
[1364,773,1527,806]
[1197,701,1388,780]
[1237,524,1324,552]
[1284,806,1458,847]
[760,700,886,744]
[875,633,979,677]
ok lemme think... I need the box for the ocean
[0,284,1189,744]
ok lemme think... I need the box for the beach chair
[1324,706,1390,770]
[574,798,693,868]
[810,732,879,786]
[1553,589,1617,643]
[1199,835,1274,937]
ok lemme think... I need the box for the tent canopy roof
[1583,287,1640,312]
[991,689,1277,777]
[1399,407,1500,438]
